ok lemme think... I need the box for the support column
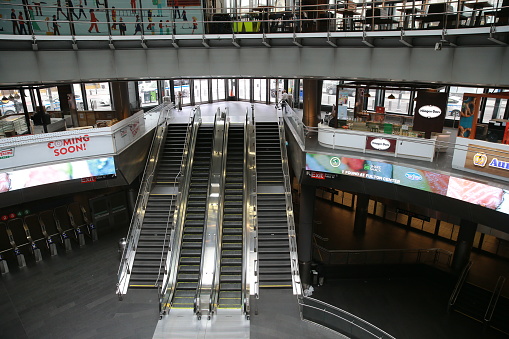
[57,84,78,128]
[298,184,316,286]
[451,219,477,273]
[111,81,131,120]
[302,79,323,128]
[353,194,369,236]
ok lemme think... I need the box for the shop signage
[418,105,442,119]
[0,148,14,159]
[405,172,423,181]
[465,144,509,178]
[310,172,325,179]
[47,135,90,157]
[413,91,447,134]
[366,136,396,153]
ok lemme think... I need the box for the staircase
[255,121,292,289]
[129,124,188,289]
[218,125,245,309]
[453,282,491,323]
[172,126,214,308]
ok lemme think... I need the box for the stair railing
[278,112,302,296]
[116,103,172,297]
[447,260,473,313]
[241,107,255,318]
[484,275,506,325]
[159,107,202,316]
[207,107,230,318]
[157,107,200,304]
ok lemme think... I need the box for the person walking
[111,6,117,29]
[77,0,87,19]
[88,8,99,32]
[18,12,28,34]
[119,17,126,35]
[134,14,142,34]
[52,14,61,34]
[56,0,68,20]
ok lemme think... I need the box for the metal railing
[278,111,302,296]
[159,106,201,315]
[447,260,472,313]
[1,1,507,38]
[300,296,396,339]
[314,245,453,269]
[116,103,171,296]
[484,275,506,324]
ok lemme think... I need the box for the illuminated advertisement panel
[306,153,509,215]
[0,157,116,193]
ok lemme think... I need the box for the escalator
[129,124,188,289]
[172,126,214,308]
[218,125,245,309]
[255,121,293,289]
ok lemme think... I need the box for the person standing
[18,12,28,34]
[111,6,117,29]
[11,9,20,34]
[177,91,182,111]
[88,8,99,32]
[182,8,187,22]
[130,0,136,14]
[52,14,61,34]
[173,0,180,19]
[119,17,126,35]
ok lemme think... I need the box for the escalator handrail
[195,108,227,317]
[278,113,302,296]
[206,108,229,317]
[241,107,254,315]
[250,109,260,300]
[155,108,198,297]
[448,260,473,312]
[159,107,202,315]
[484,275,506,323]
[116,103,172,295]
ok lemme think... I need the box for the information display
[0,157,116,193]
[306,153,509,214]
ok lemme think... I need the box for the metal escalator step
[183,226,204,233]
[223,226,242,234]
[218,299,241,308]
[176,282,198,289]
[258,247,290,255]
[180,256,201,264]
[177,273,199,281]
[174,289,195,298]
[221,258,242,265]
[181,241,203,248]
[258,240,289,247]
[219,291,241,299]
[222,243,242,250]
[258,253,290,260]
[258,228,288,235]
[181,248,201,256]
[134,253,161,260]
[220,282,241,290]
[183,234,203,241]
[220,274,241,283]
[223,235,242,242]
[220,265,241,273]
[222,250,242,257]
[129,273,161,282]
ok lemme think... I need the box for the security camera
[435,42,442,51]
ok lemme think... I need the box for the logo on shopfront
[330,157,341,168]
[370,138,391,151]
[0,148,14,159]
[418,105,442,118]
[473,152,488,167]
[405,172,423,181]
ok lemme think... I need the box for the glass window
[227,79,237,99]
[85,83,112,111]
[174,79,191,106]
[238,79,251,101]
[322,80,340,106]
[212,79,226,102]
[0,90,24,116]
[447,86,483,120]
[270,79,284,104]
[138,81,159,107]
[483,93,508,123]
[39,87,60,112]
[163,80,172,98]
[72,84,85,111]
[194,79,209,104]
[253,79,267,103]
[384,89,411,114]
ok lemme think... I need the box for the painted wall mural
[0,0,204,35]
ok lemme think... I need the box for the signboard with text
[413,91,447,134]
[465,144,509,178]
[366,136,397,153]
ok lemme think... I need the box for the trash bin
[118,237,127,258]
[311,270,318,285]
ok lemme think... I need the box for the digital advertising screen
[306,152,509,215]
[0,157,116,193]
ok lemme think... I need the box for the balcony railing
[1,0,508,37]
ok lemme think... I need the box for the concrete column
[353,194,369,236]
[57,84,79,127]
[302,79,323,128]
[451,219,477,273]
[298,184,316,286]
[111,81,131,120]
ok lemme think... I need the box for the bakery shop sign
[366,136,396,153]
[465,144,509,178]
